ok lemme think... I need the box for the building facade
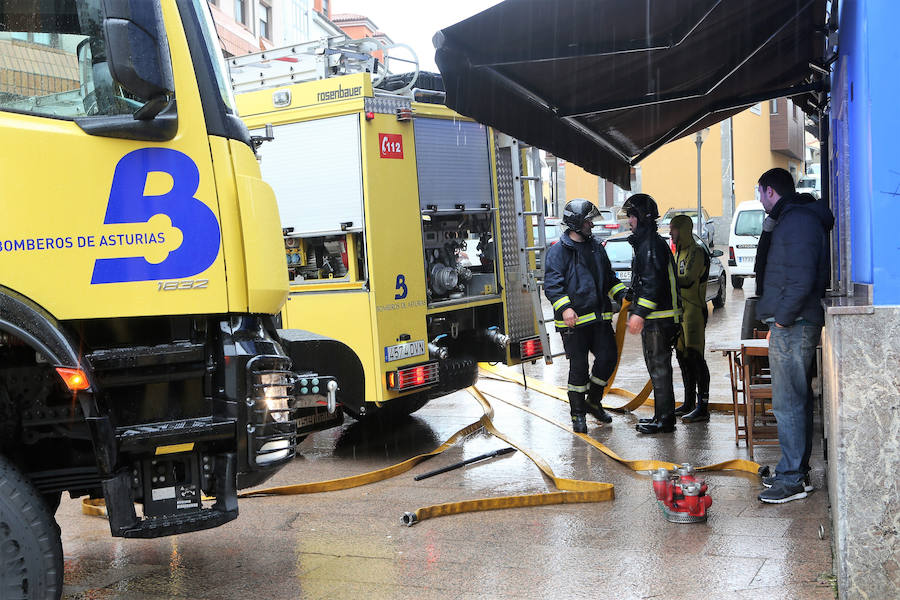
[210,0,343,57]
[561,100,806,244]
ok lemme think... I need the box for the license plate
[615,270,631,279]
[739,256,755,263]
[384,340,426,362]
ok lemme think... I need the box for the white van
[728,200,766,288]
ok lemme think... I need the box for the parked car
[727,200,765,288]
[603,230,726,311]
[594,206,625,238]
[533,218,563,246]
[796,174,821,199]
[659,208,716,247]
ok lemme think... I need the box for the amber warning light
[56,367,90,391]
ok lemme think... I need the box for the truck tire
[731,275,744,289]
[0,454,63,600]
[346,394,430,423]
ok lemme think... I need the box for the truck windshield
[189,0,236,114]
[0,0,154,119]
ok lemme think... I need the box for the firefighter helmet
[622,193,660,224]
[562,199,601,232]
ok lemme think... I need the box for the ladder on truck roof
[500,136,554,365]
[228,35,420,96]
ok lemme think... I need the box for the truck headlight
[259,372,290,423]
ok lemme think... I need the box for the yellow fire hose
[482,301,732,412]
[82,302,760,522]
[478,300,662,412]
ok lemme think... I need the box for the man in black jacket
[544,199,627,433]
[623,194,683,434]
[754,168,834,504]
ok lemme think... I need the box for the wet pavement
[59,277,835,599]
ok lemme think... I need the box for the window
[735,210,765,236]
[281,0,310,44]
[604,239,633,263]
[234,0,247,25]
[770,98,778,114]
[0,1,161,120]
[258,2,271,39]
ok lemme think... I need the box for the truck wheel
[0,455,63,600]
[713,275,727,308]
[731,275,744,289]
[350,395,430,423]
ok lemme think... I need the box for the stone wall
[822,301,900,599]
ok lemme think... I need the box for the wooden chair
[741,344,779,458]
[727,349,747,446]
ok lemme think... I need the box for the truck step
[87,342,205,370]
[88,342,207,387]
[120,507,238,539]
[116,417,235,453]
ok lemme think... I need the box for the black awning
[434,0,828,189]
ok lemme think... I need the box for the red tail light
[729,246,736,261]
[386,362,439,391]
[519,337,543,359]
[603,223,619,229]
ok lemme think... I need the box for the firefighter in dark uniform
[544,199,628,433]
[623,194,683,434]
[670,214,712,423]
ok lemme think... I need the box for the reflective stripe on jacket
[627,226,682,324]
[544,232,626,330]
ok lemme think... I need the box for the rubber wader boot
[682,394,711,423]
[674,352,696,416]
[586,384,613,423]
[635,416,676,434]
[568,391,588,434]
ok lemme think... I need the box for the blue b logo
[91,148,221,284]
[394,274,408,300]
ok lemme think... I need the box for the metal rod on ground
[413,447,517,481]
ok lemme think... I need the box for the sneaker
[762,474,813,492]
[758,480,808,504]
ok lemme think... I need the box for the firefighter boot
[682,394,711,423]
[635,326,677,434]
[586,383,613,424]
[568,391,588,434]
[674,351,696,416]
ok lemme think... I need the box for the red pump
[651,464,712,523]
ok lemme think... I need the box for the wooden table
[709,339,768,446]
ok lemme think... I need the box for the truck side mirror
[102,0,174,111]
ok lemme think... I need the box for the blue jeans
[768,322,821,485]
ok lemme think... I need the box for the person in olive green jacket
[670,214,711,423]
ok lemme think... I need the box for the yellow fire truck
[0,1,342,595]
[230,38,551,419]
